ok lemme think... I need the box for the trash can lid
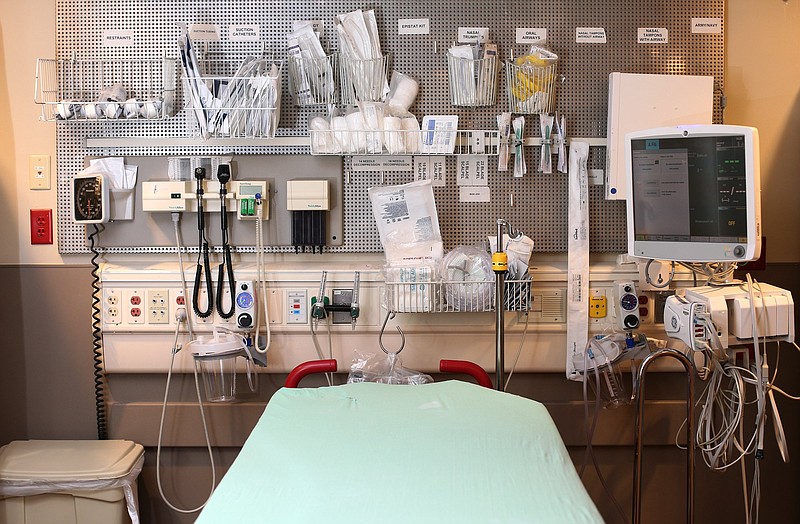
[0,440,144,481]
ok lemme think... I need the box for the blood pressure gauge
[72,173,109,223]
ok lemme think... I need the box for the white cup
[102,102,121,119]
[140,99,162,119]
[83,103,100,119]
[56,100,74,120]
[124,98,141,118]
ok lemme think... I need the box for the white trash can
[0,440,144,524]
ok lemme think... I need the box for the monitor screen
[625,125,761,263]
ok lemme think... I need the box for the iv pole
[492,219,512,391]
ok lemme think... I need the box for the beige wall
[0,0,60,266]
[727,1,800,262]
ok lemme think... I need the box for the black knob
[237,313,253,328]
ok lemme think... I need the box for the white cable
[154,213,217,514]
[254,203,271,355]
[156,315,216,514]
[504,312,531,391]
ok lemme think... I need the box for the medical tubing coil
[88,224,107,440]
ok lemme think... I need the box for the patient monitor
[623,125,792,351]
[625,124,761,263]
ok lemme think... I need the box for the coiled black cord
[88,224,107,440]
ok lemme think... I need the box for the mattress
[196,380,603,523]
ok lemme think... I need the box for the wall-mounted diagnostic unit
[72,173,109,223]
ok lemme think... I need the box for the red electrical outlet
[30,209,53,245]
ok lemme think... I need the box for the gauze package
[383,264,437,312]
[368,179,443,266]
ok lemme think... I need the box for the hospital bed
[196,362,603,523]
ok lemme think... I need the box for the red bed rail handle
[439,359,493,389]
[285,359,338,388]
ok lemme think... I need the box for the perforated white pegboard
[55,0,724,254]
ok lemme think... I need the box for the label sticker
[381,156,413,172]
[189,24,221,41]
[457,27,490,44]
[293,20,324,37]
[637,27,668,43]
[575,27,607,43]
[456,156,473,186]
[398,18,430,35]
[459,186,491,203]
[414,156,431,181]
[102,30,134,47]
[516,28,547,44]
[692,18,722,34]
[588,169,604,186]
[229,25,260,41]
[351,157,384,172]
[431,158,446,187]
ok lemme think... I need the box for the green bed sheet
[196,380,603,523]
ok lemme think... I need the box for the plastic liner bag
[347,350,433,385]
[0,453,144,524]
[369,179,443,267]
[441,246,494,311]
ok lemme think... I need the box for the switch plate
[29,209,53,244]
[29,155,51,190]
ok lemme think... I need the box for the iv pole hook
[379,310,405,355]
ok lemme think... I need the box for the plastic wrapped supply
[507,45,558,114]
[369,179,443,267]
[441,246,494,311]
[488,233,534,310]
[287,23,335,106]
[384,264,438,313]
[386,71,419,115]
[359,101,385,153]
[347,350,433,385]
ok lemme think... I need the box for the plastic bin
[0,440,144,524]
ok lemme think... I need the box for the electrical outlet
[124,289,146,324]
[169,289,187,324]
[147,289,170,324]
[103,288,122,325]
[29,209,53,245]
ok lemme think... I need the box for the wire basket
[34,58,176,121]
[339,54,390,105]
[504,58,557,114]
[183,57,283,139]
[447,54,499,107]
[309,115,501,156]
[385,279,532,313]
[287,53,338,106]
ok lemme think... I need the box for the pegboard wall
[54,0,724,254]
